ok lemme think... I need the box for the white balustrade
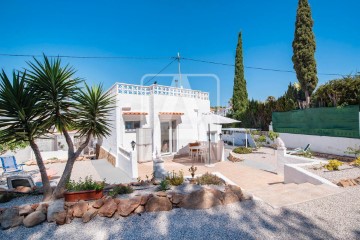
[115,83,209,100]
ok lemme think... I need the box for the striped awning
[123,112,148,115]
[158,112,184,116]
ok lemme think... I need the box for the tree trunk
[29,140,52,201]
[305,90,311,108]
[51,132,92,199]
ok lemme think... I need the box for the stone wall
[98,147,116,167]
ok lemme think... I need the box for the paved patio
[138,148,284,191]
[138,147,343,208]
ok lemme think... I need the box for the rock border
[0,184,251,229]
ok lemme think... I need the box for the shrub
[257,135,267,143]
[66,176,105,192]
[268,131,279,141]
[108,185,134,197]
[299,150,313,159]
[158,179,171,191]
[352,157,360,167]
[196,172,224,185]
[324,159,343,171]
[233,147,252,154]
[166,170,184,186]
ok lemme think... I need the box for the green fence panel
[272,105,360,138]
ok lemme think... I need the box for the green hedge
[272,105,359,139]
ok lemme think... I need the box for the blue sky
[0,0,359,106]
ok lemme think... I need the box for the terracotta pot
[64,190,103,202]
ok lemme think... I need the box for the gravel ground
[1,187,360,240]
[303,164,360,183]
[0,195,43,208]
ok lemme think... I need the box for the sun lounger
[287,144,311,155]
[0,156,24,176]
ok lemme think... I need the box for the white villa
[99,82,225,178]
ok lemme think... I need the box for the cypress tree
[232,32,248,116]
[292,0,318,108]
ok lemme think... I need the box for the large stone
[145,196,172,212]
[134,205,145,214]
[170,193,184,205]
[23,211,46,227]
[155,191,168,197]
[47,199,65,222]
[98,198,117,218]
[140,195,150,205]
[179,189,222,209]
[117,197,141,217]
[0,208,24,230]
[82,208,98,223]
[65,208,74,224]
[93,198,105,208]
[19,204,34,216]
[55,210,67,225]
[31,203,39,210]
[36,203,49,213]
[73,200,88,218]
[222,190,239,205]
[227,185,244,200]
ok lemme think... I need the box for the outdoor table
[189,146,207,162]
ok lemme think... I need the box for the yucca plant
[25,55,115,199]
[0,70,53,199]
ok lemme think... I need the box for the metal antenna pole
[177,52,183,88]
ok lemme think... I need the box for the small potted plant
[64,176,105,202]
[188,165,197,184]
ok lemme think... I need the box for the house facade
[100,82,222,175]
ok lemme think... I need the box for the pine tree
[292,0,318,108]
[232,32,248,116]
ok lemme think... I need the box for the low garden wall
[276,146,339,187]
[279,133,360,157]
[117,147,138,179]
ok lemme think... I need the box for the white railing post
[276,138,287,175]
[130,151,138,179]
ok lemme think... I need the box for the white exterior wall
[279,133,360,157]
[101,86,119,157]
[118,94,150,151]
[102,83,216,168]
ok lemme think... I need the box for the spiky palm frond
[0,70,50,143]
[26,55,82,132]
[73,84,115,139]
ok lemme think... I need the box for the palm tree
[26,55,114,199]
[0,70,53,199]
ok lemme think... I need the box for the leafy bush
[108,185,134,197]
[196,172,224,185]
[233,147,252,154]
[158,179,171,191]
[324,160,343,171]
[166,170,184,186]
[352,157,360,167]
[268,131,279,141]
[257,135,267,143]
[298,150,313,159]
[66,176,105,192]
